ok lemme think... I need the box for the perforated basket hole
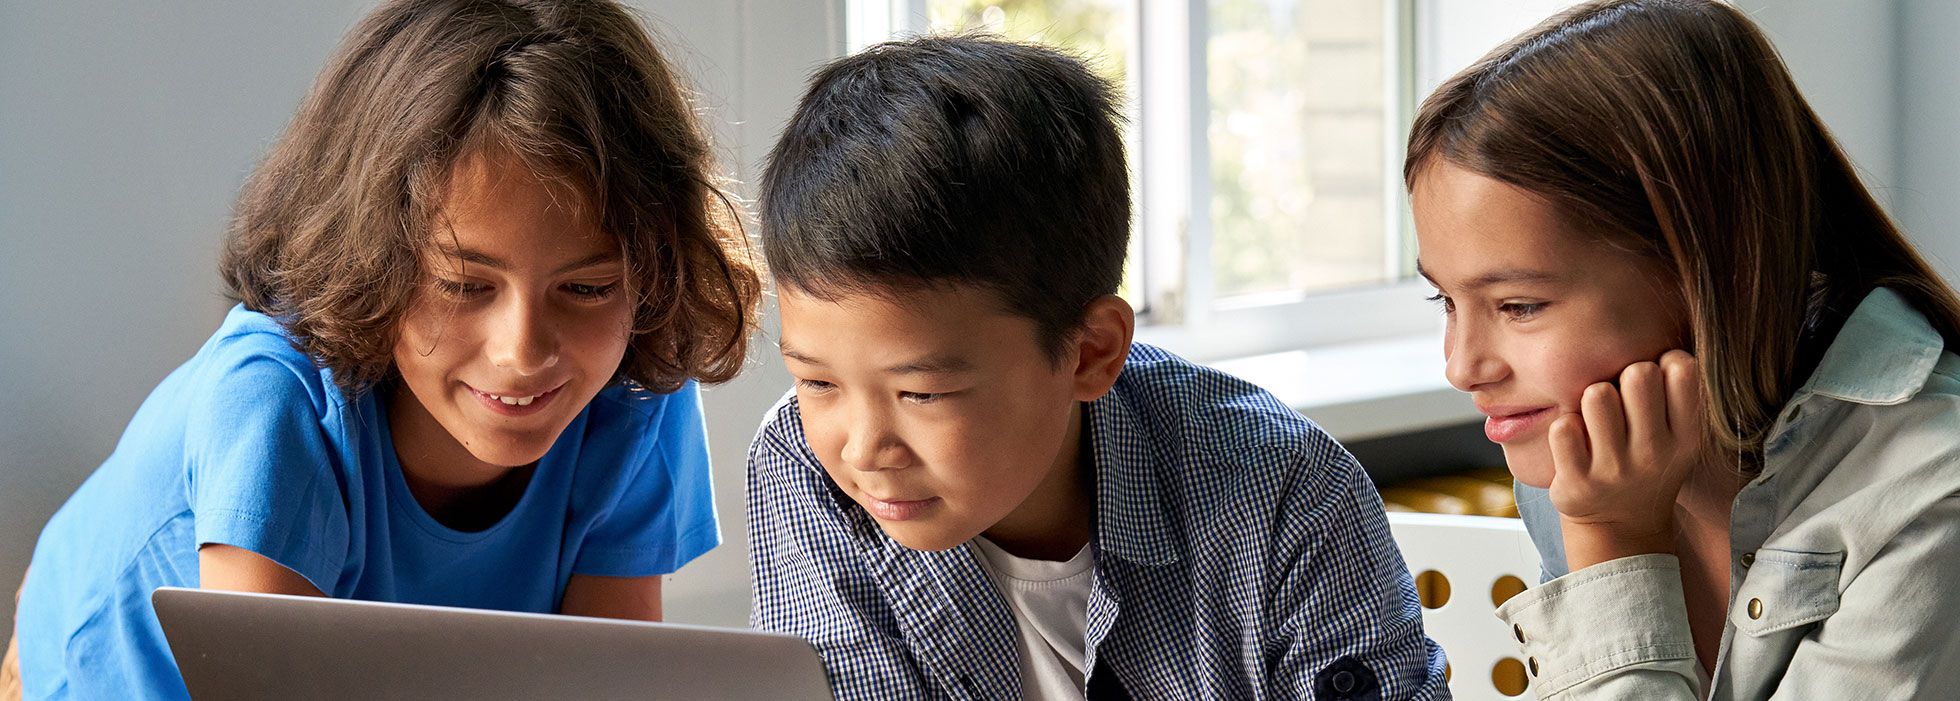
[1492,658,1529,696]
[1490,574,1527,608]
[1415,569,1451,609]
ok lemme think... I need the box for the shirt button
[1331,670,1357,693]
[1740,552,1755,568]
[1513,623,1526,643]
[1748,598,1765,619]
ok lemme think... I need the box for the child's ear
[1070,295,1135,402]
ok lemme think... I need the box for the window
[848,0,1438,361]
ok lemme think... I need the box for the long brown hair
[221,0,760,394]
[1406,0,1960,461]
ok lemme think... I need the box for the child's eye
[434,279,489,300]
[565,282,620,300]
[901,391,952,404]
[1499,301,1547,321]
[1425,293,1455,315]
[796,379,836,393]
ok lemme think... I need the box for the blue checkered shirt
[748,343,1450,700]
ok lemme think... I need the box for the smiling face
[1412,160,1686,488]
[387,151,633,488]
[778,285,1113,555]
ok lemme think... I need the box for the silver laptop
[152,587,834,700]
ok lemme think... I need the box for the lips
[863,495,941,522]
[1483,406,1552,444]
[467,382,566,417]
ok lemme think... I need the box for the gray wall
[0,0,834,634]
[1897,0,1960,283]
[1748,0,1960,288]
[1748,0,1900,201]
[2,2,363,636]
[1722,1,1960,283]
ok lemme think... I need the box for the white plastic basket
[1387,512,1544,700]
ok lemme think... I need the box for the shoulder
[1924,351,1960,402]
[745,391,843,512]
[572,381,709,476]
[1841,349,1960,469]
[1779,349,1960,562]
[1109,345,1367,541]
[749,388,812,460]
[1114,343,1348,474]
[1856,351,1960,485]
[186,306,343,424]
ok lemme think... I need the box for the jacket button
[1513,623,1525,643]
[1331,670,1357,693]
[1748,598,1764,619]
[1740,552,1755,568]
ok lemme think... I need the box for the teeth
[491,394,537,406]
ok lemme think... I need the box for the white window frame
[847,0,1440,362]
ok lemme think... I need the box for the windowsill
[1205,334,1481,442]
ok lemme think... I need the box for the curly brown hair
[220,0,760,395]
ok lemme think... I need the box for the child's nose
[1444,322,1506,392]
[838,408,903,472]
[489,300,561,374]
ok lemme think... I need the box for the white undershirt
[969,537,1095,701]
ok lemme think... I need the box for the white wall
[0,0,838,635]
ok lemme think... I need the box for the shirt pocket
[1730,548,1844,635]
[1726,548,1844,691]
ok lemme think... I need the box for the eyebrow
[778,342,977,375]
[1414,259,1562,291]
[883,355,977,375]
[779,343,824,367]
[435,247,621,276]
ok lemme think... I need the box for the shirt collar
[1793,287,1944,407]
[1086,387,1182,567]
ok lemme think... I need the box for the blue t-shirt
[15,305,720,700]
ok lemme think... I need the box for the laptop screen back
[152,587,834,700]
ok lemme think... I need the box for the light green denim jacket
[1503,288,1960,700]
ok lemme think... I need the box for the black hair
[758,34,1129,359]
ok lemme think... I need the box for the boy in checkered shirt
[746,34,1448,701]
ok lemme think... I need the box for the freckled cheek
[394,324,472,382]
[574,330,631,369]
[394,309,444,353]
[401,304,493,353]
[562,309,634,369]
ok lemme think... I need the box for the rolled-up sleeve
[1495,553,1699,699]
